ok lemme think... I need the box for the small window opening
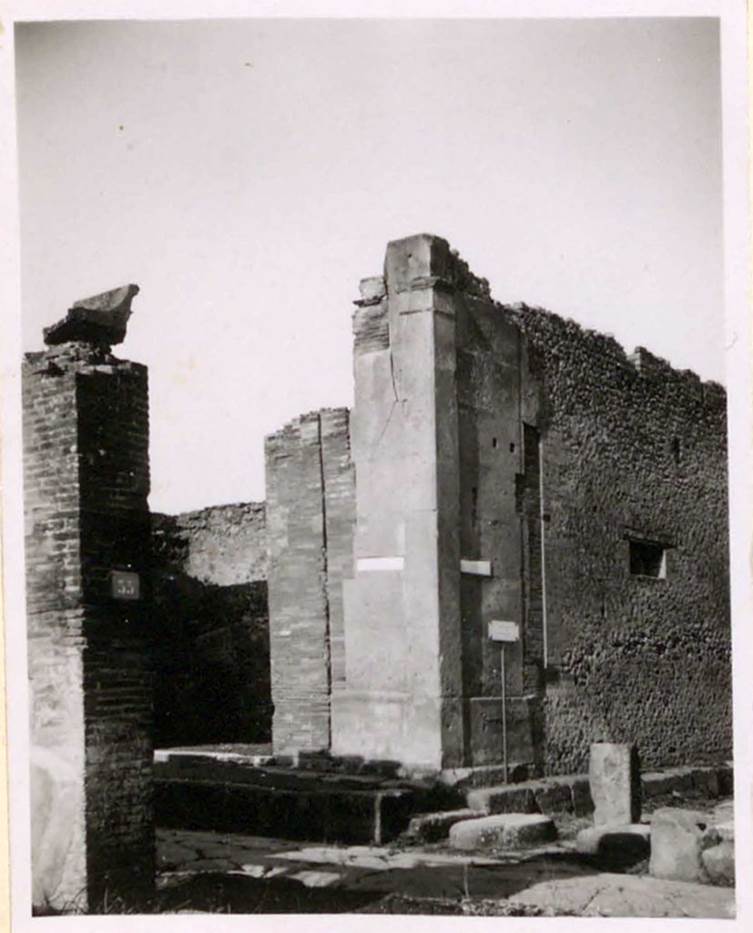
[629,539,666,578]
[471,486,478,526]
[492,437,498,449]
[509,442,515,453]
[671,437,681,465]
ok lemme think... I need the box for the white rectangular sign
[356,556,404,572]
[488,620,519,643]
[460,559,492,577]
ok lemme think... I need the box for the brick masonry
[265,409,355,754]
[24,339,154,911]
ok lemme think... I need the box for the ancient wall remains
[323,234,730,774]
[508,306,730,773]
[265,408,355,754]
[24,287,154,911]
[151,504,270,747]
[153,502,267,586]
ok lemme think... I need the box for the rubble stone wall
[151,504,270,747]
[507,306,731,774]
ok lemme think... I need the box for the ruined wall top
[25,284,142,376]
[355,233,725,410]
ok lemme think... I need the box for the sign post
[488,621,520,783]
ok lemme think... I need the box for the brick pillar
[265,408,354,755]
[23,286,154,912]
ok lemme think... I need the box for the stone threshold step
[156,746,404,779]
[155,777,422,845]
[406,763,733,843]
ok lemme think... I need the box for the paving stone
[239,864,289,879]
[589,743,641,826]
[507,872,735,918]
[701,842,735,886]
[449,813,557,851]
[649,808,707,882]
[288,869,342,888]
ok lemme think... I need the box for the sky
[14,17,723,514]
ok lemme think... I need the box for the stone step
[155,777,419,845]
[641,764,733,800]
[449,813,557,851]
[466,776,593,817]
[154,756,442,796]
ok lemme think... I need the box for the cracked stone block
[449,813,557,851]
[650,807,707,882]
[589,742,641,825]
[701,842,735,886]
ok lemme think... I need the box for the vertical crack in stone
[316,412,333,748]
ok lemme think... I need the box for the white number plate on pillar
[488,620,519,642]
[111,570,141,601]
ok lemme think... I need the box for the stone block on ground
[405,809,481,843]
[649,807,707,882]
[449,813,556,851]
[701,842,735,886]
[575,823,650,865]
[589,742,641,825]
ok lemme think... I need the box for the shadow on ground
[155,850,606,914]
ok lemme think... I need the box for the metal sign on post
[488,620,520,783]
[488,620,519,643]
